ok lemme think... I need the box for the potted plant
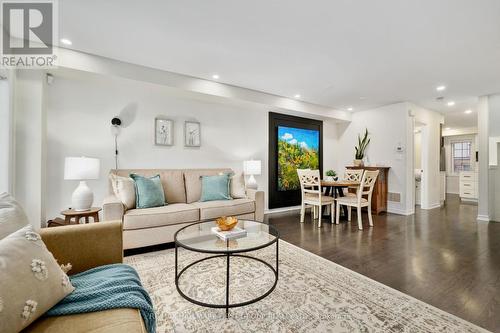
[354,128,370,166]
[325,170,337,181]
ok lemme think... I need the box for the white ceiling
[442,105,478,129]
[59,0,500,127]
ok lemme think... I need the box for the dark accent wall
[268,112,323,209]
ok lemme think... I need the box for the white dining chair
[342,168,364,221]
[297,169,335,228]
[343,169,364,197]
[335,170,379,230]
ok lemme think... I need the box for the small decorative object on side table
[64,156,100,211]
[61,207,101,225]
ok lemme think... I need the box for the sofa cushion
[0,225,75,332]
[25,308,145,333]
[200,174,232,202]
[184,169,232,203]
[130,174,165,209]
[230,172,247,199]
[123,204,199,230]
[112,169,186,204]
[109,174,136,209]
[0,192,29,239]
[192,198,255,220]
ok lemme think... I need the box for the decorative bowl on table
[215,216,238,231]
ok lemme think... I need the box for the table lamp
[243,160,261,190]
[64,157,100,211]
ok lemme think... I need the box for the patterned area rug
[125,240,489,333]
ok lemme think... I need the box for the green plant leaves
[354,128,370,159]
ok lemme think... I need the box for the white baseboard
[420,202,441,210]
[387,207,414,216]
[264,205,301,215]
[477,214,490,222]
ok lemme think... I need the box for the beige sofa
[103,168,265,249]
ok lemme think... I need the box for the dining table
[320,179,361,219]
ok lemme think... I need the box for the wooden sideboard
[346,166,390,214]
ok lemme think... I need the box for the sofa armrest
[247,189,264,222]
[103,195,125,221]
[40,221,123,275]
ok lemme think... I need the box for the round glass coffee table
[174,220,279,318]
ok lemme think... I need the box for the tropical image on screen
[277,126,319,191]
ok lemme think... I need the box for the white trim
[264,205,301,215]
[460,198,478,203]
[387,207,415,216]
[477,214,490,222]
[421,202,441,210]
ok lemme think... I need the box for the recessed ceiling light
[212,74,219,80]
[294,94,301,99]
[445,127,451,130]
[60,38,72,45]
[347,107,353,111]
[464,109,472,114]
[447,101,455,107]
[436,85,446,92]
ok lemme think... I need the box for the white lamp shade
[64,157,100,180]
[243,160,262,175]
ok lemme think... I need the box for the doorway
[414,122,426,207]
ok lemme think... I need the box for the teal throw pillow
[200,174,232,202]
[130,174,166,209]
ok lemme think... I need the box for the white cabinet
[459,171,478,200]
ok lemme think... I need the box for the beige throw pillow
[0,225,75,332]
[109,174,136,209]
[230,172,247,199]
[0,192,29,240]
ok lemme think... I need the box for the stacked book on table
[211,227,247,241]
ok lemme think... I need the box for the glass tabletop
[174,220,279,254]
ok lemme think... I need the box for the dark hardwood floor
[266,194,500,332]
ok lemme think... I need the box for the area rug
[125,240,489,333]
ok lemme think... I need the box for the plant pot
[325,176,334,181]
[353,159,364,167]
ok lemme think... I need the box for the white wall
[0,73,12,193]
[14,70,47,229]
[477,96,491,221]
[414,131,422,169]
[488,94,500,222]
[335,103,410,215]
[45,70,340,220]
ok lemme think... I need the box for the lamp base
[71,181,94,211]
[246,174,258,190]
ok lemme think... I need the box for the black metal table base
[175,240,279,318]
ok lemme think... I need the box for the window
[451,141,472,173]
